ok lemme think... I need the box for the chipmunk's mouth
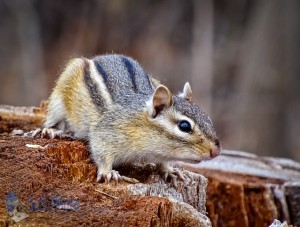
[181,158,206,164]
[183,155,215,164]
[175,147,219,163]
[189,159,203,164]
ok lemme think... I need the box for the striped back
[92,54,154,101]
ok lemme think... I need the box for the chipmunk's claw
[32,128,42,137]
[162,171,168,182]
[174,170,185,181]
[97,170,122,183]
[24,128,42,138]
[159,165,185,187]
[96,170,139,184]
[42,128,63,139]
[24,128,65,139]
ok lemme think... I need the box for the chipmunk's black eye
[178,120,192,133]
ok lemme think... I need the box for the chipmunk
[39,54,221,185]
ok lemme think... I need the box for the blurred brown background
[0,0,299,160]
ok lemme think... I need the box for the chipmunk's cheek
[181,148,210,163]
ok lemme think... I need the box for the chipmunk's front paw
[158,164,185,187]
[97,170,122,183]
[96,170,139,184]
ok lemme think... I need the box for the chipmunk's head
[146,82,221,163]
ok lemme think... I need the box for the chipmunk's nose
[210,139,221,158]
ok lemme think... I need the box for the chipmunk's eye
[178,120,192,133]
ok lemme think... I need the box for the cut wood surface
[184,151,300,226]
[0,104,299,226]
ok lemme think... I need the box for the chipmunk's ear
[147,85,173,118]
[179,82,192,102]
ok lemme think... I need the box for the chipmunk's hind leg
[41,95,70,139]
[44,93,66,128]
[26,95,69,139]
